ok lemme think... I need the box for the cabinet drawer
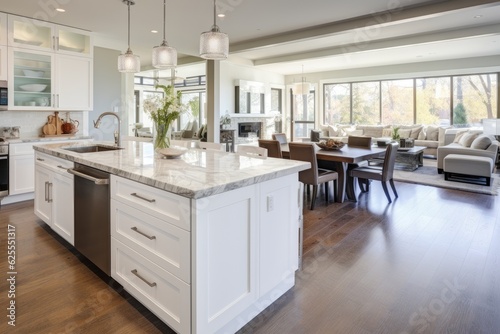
[35,151,74,173]
[111,239,190,334]
[110,175,191,231]
[111,199,190,283]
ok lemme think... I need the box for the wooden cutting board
[54,111,63,135]
[42,115,56,135]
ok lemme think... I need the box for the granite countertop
[8,135,93,144]
[33,140,310,199]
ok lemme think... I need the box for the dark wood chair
[272,133,287,145]
[258,139,282,158]
[347,136,372,148]
[289,142,338,210]
[349,142,399,203]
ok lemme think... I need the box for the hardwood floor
[1,179,500,333]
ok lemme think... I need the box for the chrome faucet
[94,112,121,147]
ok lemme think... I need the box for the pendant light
[199,0,229,60]
[293,65,311,95]
[118,0,140,73]
[152,0,177,68]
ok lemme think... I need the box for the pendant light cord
[212,0,217,30]
[162,0,166,43]
[127,1,131,50]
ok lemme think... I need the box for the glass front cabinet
[0,13,6,81]
[7,15,93,110]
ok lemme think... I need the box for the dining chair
[198,142,225,151]
[272,133,287,145]
[237,145,268,158]
[349,142,399,203]
[347,136,372,148]
[289,142,338,210]
[258,139,282,158]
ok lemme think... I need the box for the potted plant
[391,127,400,141]
[220,114,231,129]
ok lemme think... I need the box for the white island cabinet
[32,140,308,334]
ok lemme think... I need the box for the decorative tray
[156,147,188,159]
[316,141,345,151]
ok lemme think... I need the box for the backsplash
[0,111,85,138]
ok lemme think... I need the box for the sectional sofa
[318,124,451,156]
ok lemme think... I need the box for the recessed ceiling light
[56,8,65,12]
[473,15,483,19]
[151,30,158,34]
[218,13,225,18]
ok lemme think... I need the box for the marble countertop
[8,135,93,144]
[33,140,310,199]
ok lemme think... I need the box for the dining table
[281,143,386,203]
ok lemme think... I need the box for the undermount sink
[63,145,123,153]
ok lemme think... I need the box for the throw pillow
[410,126,423,139]
[426,126,439,141]
[470,135,492,150]
[327,125,338,137]
[458,132,479,147]
[399,129,412,138]
[417,128,426,140]
[453,130,467,143]
[382,127,393,137]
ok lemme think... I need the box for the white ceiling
[2,0,500,76]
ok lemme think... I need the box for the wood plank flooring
[1,178,500,333]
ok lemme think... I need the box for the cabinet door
[0,13,7,46]
[0,45,6,81]
[9,154,35,195]
[34,165,52,225]
[52,172,74,245]
[56,26,92,57]
[8,15,54,51]
[55,54,92,110]
[9,48,54,110]
[258,174,299,295]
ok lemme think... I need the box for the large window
[416,77,451,126]
[381,79,413,124]
[452,74,497,127]
[179,90,206,130]
[323,73,498,126]
[292,89,315,139]
[352,82,380,124]
[324,84,350,124]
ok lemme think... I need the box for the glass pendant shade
[199,29,229,60]
[293,81,311,95]
[118,49,140,73]
[152,0,177,68]
[199,0,229,60]
[118,0,140,73]
[153,43,177,68]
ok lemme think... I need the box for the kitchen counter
[33,140,309,199]
[33,138,309,333]
[8,135,92,143]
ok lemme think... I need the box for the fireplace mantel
[229,113,275,118]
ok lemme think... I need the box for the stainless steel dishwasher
[68,163,110,276]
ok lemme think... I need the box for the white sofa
[318,124,450,156]
[437,131,498,173]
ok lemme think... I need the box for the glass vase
[153,122,171,150]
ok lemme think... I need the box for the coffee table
[395,146,425,171]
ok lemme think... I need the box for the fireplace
[238,122,262,138]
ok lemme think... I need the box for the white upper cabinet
[0,46,6,81]
[0,13,7,46]
[8,15,92,57]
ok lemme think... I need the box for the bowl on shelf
[23,69,45,78]
[19,84,47,92]
[316,139,345,151]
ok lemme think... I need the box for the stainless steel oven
[0,139,8,201]
[0,81,7,111]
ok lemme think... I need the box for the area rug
[393,166,500,195]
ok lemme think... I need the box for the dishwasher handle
[67,168,109,185]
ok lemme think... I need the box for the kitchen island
[33,140,309,334]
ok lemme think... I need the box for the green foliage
[188,96,200,118]
[453,102,468,126]
[391,127,400,140]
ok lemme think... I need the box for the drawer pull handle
[131,192,156,203]
[131,227,156,240]
[57,165,67,170]
[37,158,45,162]
[131,269,157,287]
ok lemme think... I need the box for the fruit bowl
[316,140,345,151]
